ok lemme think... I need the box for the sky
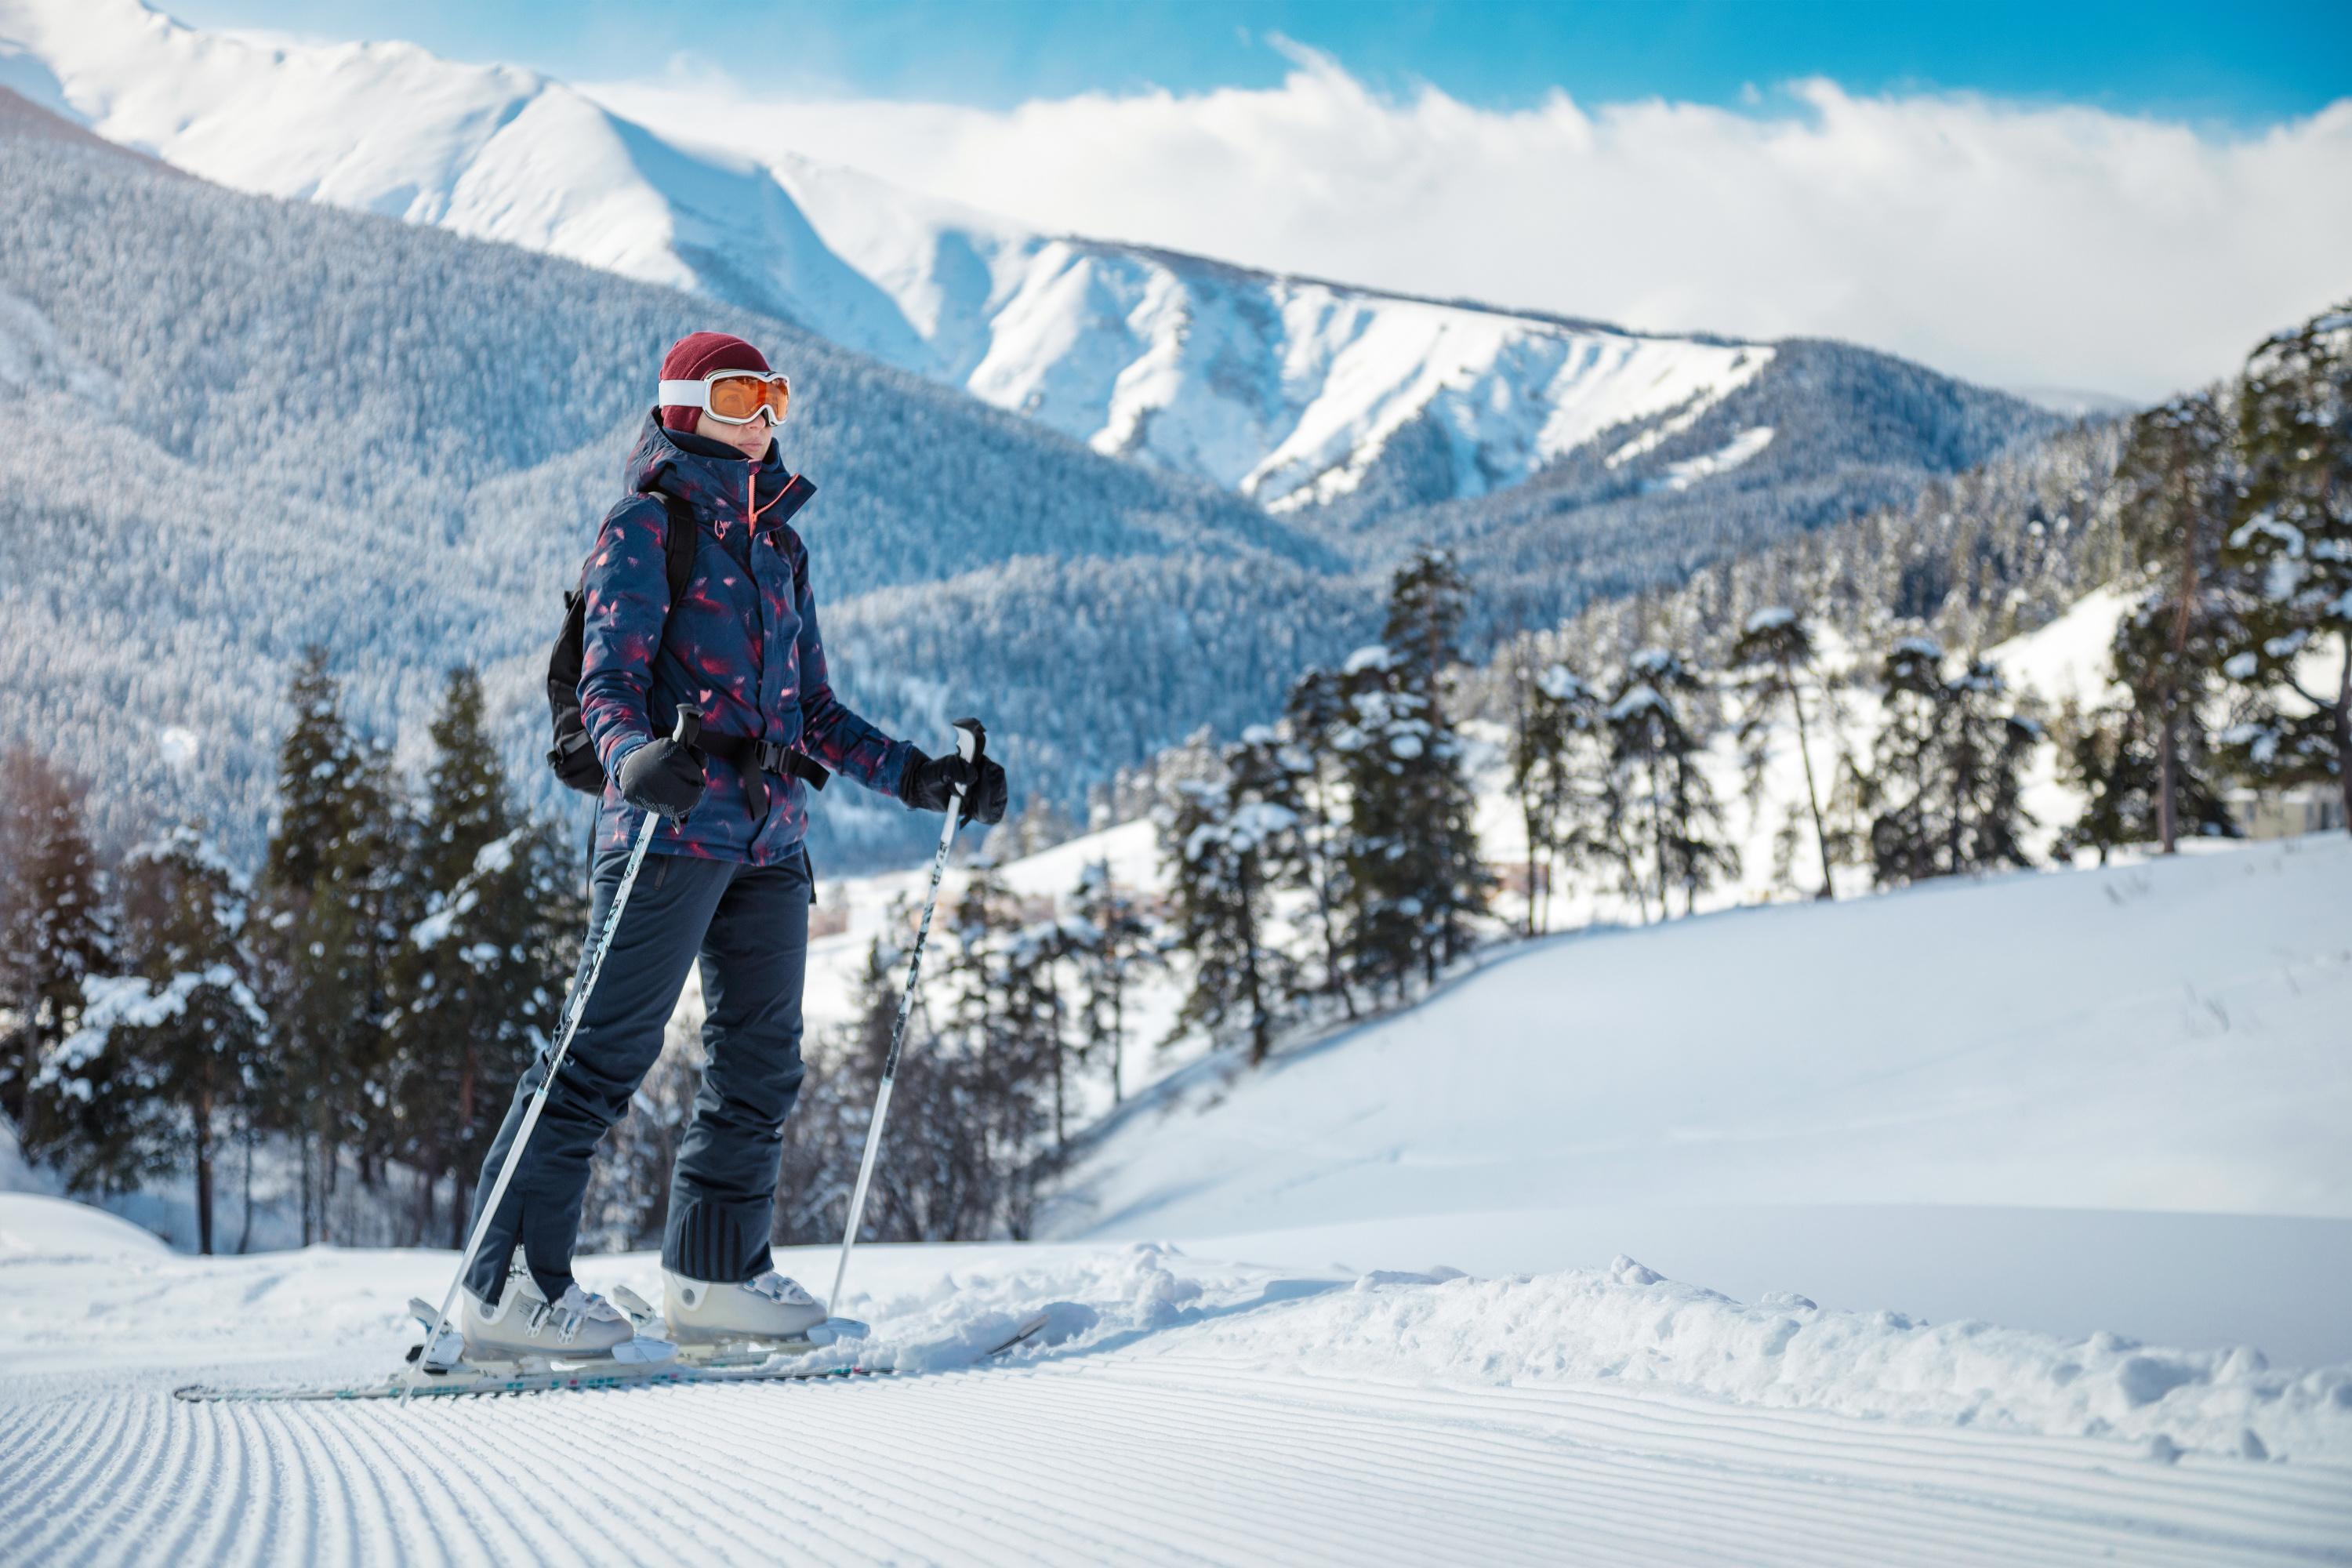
[164,1,2352,398]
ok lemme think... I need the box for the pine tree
[1068,860,1160,1105]
[2216,299,2352,828]
[62,826,267,1252]
[1160,730,1301,1064]
[1281,667,1357,1017]
[1336,550,1487,993]
[1605,649,1737,919]
[1731,609,1837,898]
[387,667,581,1244]
[2106,394,2246,852]
[0,749,106,1159]
[1505,652,1596,935]
[255,648,407,1244]
[1862,639,2041,885]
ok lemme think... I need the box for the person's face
[696,407,773,461]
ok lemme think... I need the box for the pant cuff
[663,1196,774,1283]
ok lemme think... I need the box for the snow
[1,1199,2345,1563]
[1,0,1784,514]
[1055,837,2352,1370]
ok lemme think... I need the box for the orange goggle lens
[705,372,791,424]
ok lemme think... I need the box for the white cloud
[583,47,2352,401]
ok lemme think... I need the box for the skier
[457,331,1008,1360]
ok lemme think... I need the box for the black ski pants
[463,842,811,1305]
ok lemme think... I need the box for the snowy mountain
[0,86,1363,866]
[0,0,2040,522]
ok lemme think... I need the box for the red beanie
[659,332,771,433]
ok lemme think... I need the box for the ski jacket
[579,413,912,865]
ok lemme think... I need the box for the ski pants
[463,841,811,1306]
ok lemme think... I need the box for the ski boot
[659,1268,829,1360]
[456,1249,666,1365]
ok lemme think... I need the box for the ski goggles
[657,368,793,426]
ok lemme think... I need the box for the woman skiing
[458,331,1008,1359]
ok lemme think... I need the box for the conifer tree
[1862,639,2041,885]
[2104,394,2246,851]
[1732,610,1837,898]
[1068,860,1160,1105]
[2216,299,2352,827]
[1281,667,1356,1016]
[0,749,106,1157]
[1160,730,1301,1064]
[1605,649,1737,919]
[387,666,580,1243]
[256,648,406,1243]
[57,826,267,1252]
[1505,652,1593,935]
[1338,550,1487,992]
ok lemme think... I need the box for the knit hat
[659,332,771,434]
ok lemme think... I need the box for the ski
[173,1303,1052,1403]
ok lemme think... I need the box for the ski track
[2,1348,2345,1568]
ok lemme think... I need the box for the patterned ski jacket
[579,413,912,865]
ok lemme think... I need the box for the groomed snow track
[3,1349,2343,1566]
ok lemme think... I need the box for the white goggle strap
[658,373,789,409]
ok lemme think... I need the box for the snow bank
[1153,1254,2352,1466]
[0,1192,168,1262]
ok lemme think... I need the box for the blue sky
[172,0,2348,124]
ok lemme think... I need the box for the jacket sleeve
[577,497,670,778]
[791,539,912,799]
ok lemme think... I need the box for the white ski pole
[405,706,702,1403]
[827,718,985,1318]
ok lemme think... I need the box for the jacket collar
[624,411,815,535]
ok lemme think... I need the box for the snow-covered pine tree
[2087,393,2249,855]
[388,667,582,1244]
[1732,609,1838,898]
[1605,649,1737,920]
[1862,639,2041,885]
[940,853,1051,1236]
[2216,299,2352,828]
[60,826,267,1253]
[0,748,106,1159]
[256,648,407,1244]
[1068,860,1160,1105]
[1281,667,1357,1018]
[1337,549,1487,992]
[1506,652,1599,935]
[1160,728,1302,1065]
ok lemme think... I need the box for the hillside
[2,0,2052,528]
[1047,833,2352,1367]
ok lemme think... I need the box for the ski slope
[3,1200,2347,1566]
[5,840,2350,1563]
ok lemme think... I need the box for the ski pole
[827,718,985,1317]
[405,706,702,1403]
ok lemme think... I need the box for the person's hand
[616,736,707,820]
[898,747,1008,825]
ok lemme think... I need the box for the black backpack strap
[659,492,698,609]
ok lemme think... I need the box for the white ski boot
[662,1267,827,1347]
[462,1252,658,1363]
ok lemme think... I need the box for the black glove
[898,746,1008,825]
[616,735,707,820]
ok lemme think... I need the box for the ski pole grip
[672,704,704,751]
[952,717,986,767]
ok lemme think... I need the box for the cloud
[582,49,2352,401]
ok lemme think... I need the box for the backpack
[543,492,713,793]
